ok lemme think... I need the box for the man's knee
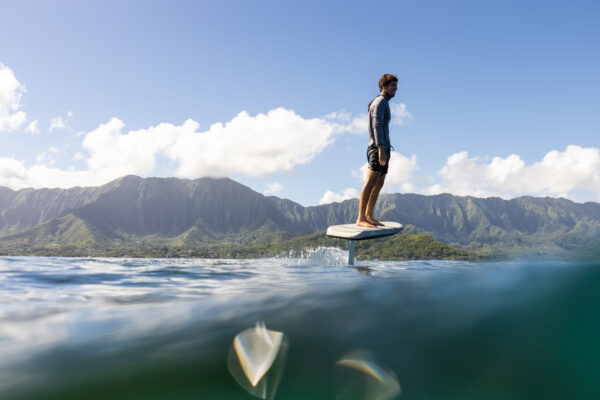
[371,174,385,188]
[364,181,379,193]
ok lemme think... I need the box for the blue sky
[0,0,599,205]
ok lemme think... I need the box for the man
[356,74,398,228]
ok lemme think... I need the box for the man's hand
[378,146,388,166]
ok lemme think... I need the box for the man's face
[383,81,398,98]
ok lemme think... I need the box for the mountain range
[0,175,599,257]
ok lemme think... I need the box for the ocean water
[0,250,599,400]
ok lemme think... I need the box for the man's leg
[366,174,386,226]
[356,169,381,227]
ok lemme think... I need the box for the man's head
[379,74,398,99]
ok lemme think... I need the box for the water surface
[0,250,598,399]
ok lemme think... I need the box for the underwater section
[0,256,598,399]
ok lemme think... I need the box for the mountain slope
[70,176,305,239]
[1,213,111,248]
[1,176,599,256]
[0,186,103,235]
[1,176,308,248]
[271,193,600,254]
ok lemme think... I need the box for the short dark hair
[378,74,398,91]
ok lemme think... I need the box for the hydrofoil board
[326,221,404,241]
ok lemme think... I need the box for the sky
[0,0,599,206]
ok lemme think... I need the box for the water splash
[291,246,349,266]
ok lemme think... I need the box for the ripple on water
[0,256,598,400]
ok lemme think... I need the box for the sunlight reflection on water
[228,322,288,399]
[336,351,401,400]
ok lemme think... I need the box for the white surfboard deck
[326,221,404,241]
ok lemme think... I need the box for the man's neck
[380,91,391,100]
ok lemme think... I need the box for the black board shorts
[367,145,391,175]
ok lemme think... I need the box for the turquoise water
[0,250,599,399]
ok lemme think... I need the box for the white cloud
[319,188,359,205]
[25,119,39,134]
[390,103,413,125]
[427,145,600,200]
[35,154,55,166]
[49,110,73,132]
[49,116,66,131]
[0,107,352,190]
[323,110,367,134]
[165,108,342,177]
[0,63,27,132]
[264,182,284,195]
[322,102,413,134]
[323,110,352,121]
[0,158,28,186]
[0,159,99,189]
[35,147,60,166]
[81,117,165,177]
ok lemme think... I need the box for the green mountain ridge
[0,175,599,258]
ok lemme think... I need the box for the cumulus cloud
[81,117,167,177]
[49,117,64,131]
[49,116,65,131]
[34,147,60,166]
[35,154,54,166]
[0,63,27,132]
[264,182,284,195]
[25,119,39,134]
[0,107,357,190]
[323,102,412,134]
[323,110,367,134]
[427,145,600,200]
[390,103,413,125]
[0,158,99,189]
[0,158,29,187]
[80,108,345,180]
[49,111,73,132]
[319,188,359,205]
[348,146,600,202]
[166,108,345,177]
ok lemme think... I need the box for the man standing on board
[356,74,398,228]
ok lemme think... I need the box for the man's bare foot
[367,217,384,226]
[356,219,376,228]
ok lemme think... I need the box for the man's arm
[378,145,388,166]
[371,99,388,165]
[371,99,387,147]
